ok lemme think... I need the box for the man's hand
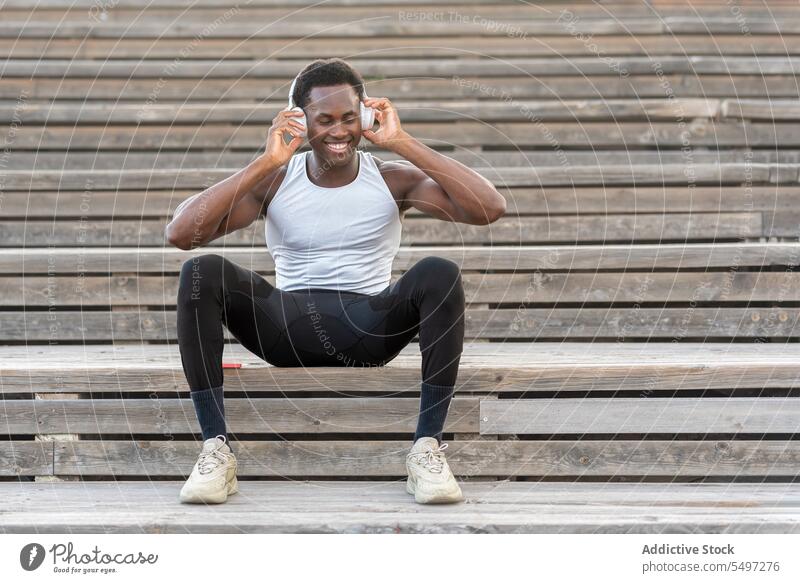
[362,97,410,150]
[264,109,305,166]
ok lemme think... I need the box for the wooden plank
[0,0,523,7]
[3,243,799,274]
[0,0,790,11]
[4,19,800,38]
[466,308,800,339]
[0,213,763,246]
[3,186,798,218]
[0,57,796,77]
[0,99,721,123]
[0,5,600,22]
[0,164,773,191]
[7,4,800,22]
[47,439,800,477]
[0,442,52,477]
[3,481,800,534]
[7,122,800,153]
[5,75,799,101]
[5,397,478,434]
[33,392,81,482]
[0,21,664,39]
[8,150,789,171]
[2,308,799,342]
[3,36,799,60]
[482,397,800,434]
[5,272,800,307]
[3,342,800,394]
[724,99,800,121]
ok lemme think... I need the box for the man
[166,58,506,505]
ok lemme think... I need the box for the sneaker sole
[180,474,238,504]
[406,473,464,504]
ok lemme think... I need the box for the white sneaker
[406,437,464,504]
[179,435,238,504]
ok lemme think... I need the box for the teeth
[326,141,350,151]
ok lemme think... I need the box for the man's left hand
[362,97,409,150]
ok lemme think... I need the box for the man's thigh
[338,281,421,367]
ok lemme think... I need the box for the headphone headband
[288,71,369,109]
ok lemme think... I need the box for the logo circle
[20,543,46,571]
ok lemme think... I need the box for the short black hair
[291,58,365,109]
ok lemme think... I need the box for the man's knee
[414,256,464,305]
[414,256,462,285]
[178,253,226,301]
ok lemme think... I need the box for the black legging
[176,254,466,392]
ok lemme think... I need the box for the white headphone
[287,70,376,137]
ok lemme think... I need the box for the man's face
[303,84,363,167]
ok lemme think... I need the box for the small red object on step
[222,362,242,369]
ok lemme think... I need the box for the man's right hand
[264,109,305,166]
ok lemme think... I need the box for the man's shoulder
[372,155,419,196]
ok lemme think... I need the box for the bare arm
[362,97,506,224]
[165,154,281,250]
[165,108,306,250]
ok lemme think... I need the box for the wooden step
[0,214,764,246]
[0,164,778,191]
[8,271,800,307]
[5,122,800,151]
[2,482,800,533]
[9,150,798,171]
[5,76,798,100]
[3,342,799,393]
[5,440,800,478]
[4,187,799,219]
[4,307,800,341]
[0,98,722,122]
[3,244,798,273]
[3,37,799,61]
[3,18,800,38]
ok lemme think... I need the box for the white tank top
[265,150,403,295]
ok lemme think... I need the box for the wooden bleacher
[2,0,800,533]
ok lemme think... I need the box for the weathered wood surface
[3,186,798,218]
[0,185,785,216]
[4,35,800,60]
[4,439,800,478]
[2,482,800,534]
[2,397,480,434]
[7,396,800,435]
[7,272,800,307]
[3,307,800,341]
[11,150,798,171]
[482,398,800,434]
[3,244,798,273]
[0,214,764,247]
[5,76,799,99]
[2,342,799,393]
[3,58,800,77]
[0,165,780,191]
[0,98,723,122]
[6,123,800,152]
[4,19,800,37]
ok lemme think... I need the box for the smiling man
[165,57,506,506]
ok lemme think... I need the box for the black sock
[190,385,233,454]
[413,381,455,445]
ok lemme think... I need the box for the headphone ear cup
[360,103,375,132]
[289,106,307,137]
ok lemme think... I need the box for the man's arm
[165,154,281,250]
[165,108,305,250]
[362,97,507,226]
